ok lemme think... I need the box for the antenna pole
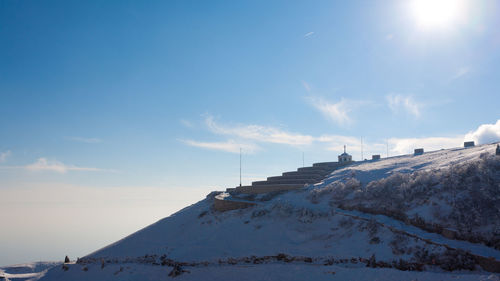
[302,152,305,167]
[239,147,242,187]
[361,136,363,161]
[386,140,389,158]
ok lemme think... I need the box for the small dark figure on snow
[496,144,500,156]
[64,256,70,263]
[168,263,189,277]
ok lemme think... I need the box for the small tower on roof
[496,144,500,156]
[338,145,352,164]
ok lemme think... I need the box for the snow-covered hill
[0,262,59,281]
[9,143,500,281]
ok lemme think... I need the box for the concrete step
[313,162,339,168]
[252,178,318,186]
[282,171,325,177]
[297,166,332,173]
[267,174,322,181]
[232,184,305,194]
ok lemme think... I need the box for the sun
[410,0,468,29]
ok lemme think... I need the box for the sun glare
[411,0,468,29]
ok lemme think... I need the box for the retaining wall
[231,184,304,194]
[213,197,256,212]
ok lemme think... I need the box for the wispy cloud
[205,116,314,146]
[181,139,259,154]
[301,80,311,93]
[181,116,500,161]
[65,136,102,144]
[385,34,394,40]
[307,97,353,126]
[180,119,194,128]
[451,66,470,80]
[386,94,421,118]
[0,150,11,163]
[304,31,314,37]
[1,158,115,173]
[26,158,111,173]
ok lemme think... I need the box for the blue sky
[1,0,500,265]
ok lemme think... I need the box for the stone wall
[231,184,304,194]
[213,197,256,212]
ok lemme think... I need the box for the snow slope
[38,263,500,281]
[0,262,59,281]
[313,143,500,252]
[30,143,500,280]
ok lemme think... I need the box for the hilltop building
[464,141,475,148]
[496,144,500,156]
[338,145,352,164]
[414,148,424,156]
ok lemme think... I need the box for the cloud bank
[0,182,211,265]
[465,119,500,145]
[389,136,463,156]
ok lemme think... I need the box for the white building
[338,145,352,164]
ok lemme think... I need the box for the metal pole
[387,140,389,158]
[302,152,304,167]
[239,147,242,187]
[361,136,363,161]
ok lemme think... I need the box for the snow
[333,208,500,260]
[6,143,500,280]
[37,263,500,281]
[0,262,59,281]
[310,143,500,248]
[315,144,496,187]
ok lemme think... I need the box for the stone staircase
[215,161,350,211]
[226,161,342,195]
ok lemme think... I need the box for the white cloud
[386,34,394,40]
[464,119,500,145]
[388,136,463,155]
[65,136,102,144]
[304,32,314,37]
[452,66,470,80]
[25,158,111,173]
[205,116,314,146]
[183,116,500,160]
[386,94,421,118]
[181,139,259,154]
[375,120,500,156]
[0,150,11,163]
[308,97,353,126]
